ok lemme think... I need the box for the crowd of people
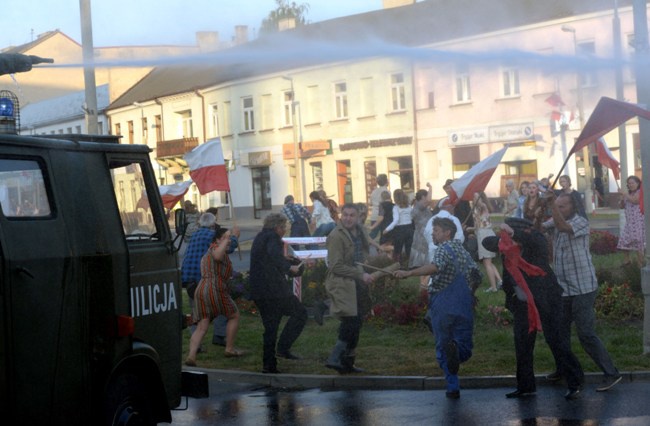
[179,171,644,400]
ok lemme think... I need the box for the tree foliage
[260,0,310,35]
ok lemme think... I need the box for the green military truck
[0,131,202,424]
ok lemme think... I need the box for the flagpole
[551,155,573,189]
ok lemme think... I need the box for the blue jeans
[430,306,474,392]
[560,290,619,377]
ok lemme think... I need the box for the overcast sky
[3,0,386,47]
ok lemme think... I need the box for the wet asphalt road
[168,379,650,425]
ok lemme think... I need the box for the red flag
[159,180,192,209]
[595,138,620,180]
[498,231,544,333]
[449,146,509,202]
[569,97,650,156]
[184,138,230,194]
[545,93,565,107]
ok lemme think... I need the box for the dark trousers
[560,291,619,377]
[337,282,368,353]
[508,286,584,391]
[255,296,307,369]
[392,224,414,260]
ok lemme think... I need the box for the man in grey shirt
[546,192,621,395]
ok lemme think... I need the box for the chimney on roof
[234,25,248,45]
[382,0,415,9]
[278,17,296,31]
[196,31,219,52]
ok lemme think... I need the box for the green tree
[260,0,310,35]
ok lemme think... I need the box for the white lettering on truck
[130,282,178,317]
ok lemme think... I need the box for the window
[333,82,348,119]
[0,158,52,218]
[452,146,480,179]
[141,117,148,143]
[390,73,406,111]
[261,94,273,130]
[577,41,597,87]
[502,68,520,97]
[128,120,134,144]
[311,162,323,191]
[283,90,294,126]
[115,123,121,136]
[109,159,158,238]
[210,104,220,137]
[242,97,255,132]
[223,101,232,135]
[306,85,320,125]
[387,156,414,193]
[359,77,374,117]
[75,125,82,134]
[154,115,162,142]
[177,110,193,138]
[336,160,353,205]
[97,121,104,135]
[455,64,471,102]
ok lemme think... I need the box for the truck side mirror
[175,209,186,237]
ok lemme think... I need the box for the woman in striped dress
[186,227,243,366]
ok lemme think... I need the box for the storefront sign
[248,151,271,167]
[448,127,489,146]
[489,123,534,142]
[449,123,534,146]
[339,136,412,152]
[282,140,330,159]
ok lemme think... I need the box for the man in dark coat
[249,213,306,374]
[483,217,584,400]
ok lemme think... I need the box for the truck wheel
[104,373,155,426]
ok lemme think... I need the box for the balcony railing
[156,137,199,158]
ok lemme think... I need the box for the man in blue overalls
[394,217,480,399]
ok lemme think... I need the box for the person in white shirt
[369,174,388,239]
[309,191,335,237]
[424,198,465,263]
[384,189,414,264]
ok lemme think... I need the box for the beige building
[13,1,645,219]
[414,4,641,204]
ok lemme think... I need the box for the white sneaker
[596,375,622,392]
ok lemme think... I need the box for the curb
[185,368,650,391]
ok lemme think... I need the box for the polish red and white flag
[184,138,231,194]
[569,97,650,156]
[449,145,509,202]
[595,138,620,181]
[159,180,192,209]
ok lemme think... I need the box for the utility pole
[632,0,650,355]
[614,0,629,181]
[79,0,99,134]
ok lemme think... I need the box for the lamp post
[562,24,594,214]
[632,0,650,355]
[282,76,307,204]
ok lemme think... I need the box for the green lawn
[181,270,650,376]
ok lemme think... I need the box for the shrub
[300,260,328,307]
[590,230,619,255]
[594,282,644,321]
[486,305,513,327]
[228,271,250,300]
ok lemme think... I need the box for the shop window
[387,156,414,193]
